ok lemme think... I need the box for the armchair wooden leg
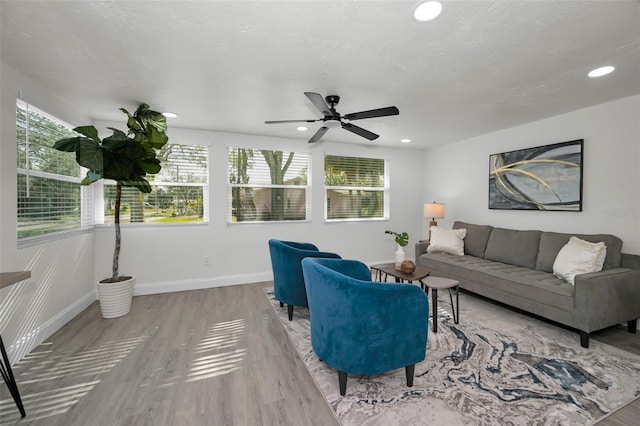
[338,370,348,396]
[287,304,294,321]
[579,331,589,348]
[628,319,637,334]
[279,301,283,307]
[405,364,415,387]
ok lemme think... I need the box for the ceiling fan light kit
[265,92,399,143]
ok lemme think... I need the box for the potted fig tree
[53,103,169,318]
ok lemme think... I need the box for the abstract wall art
[489,139,583,211]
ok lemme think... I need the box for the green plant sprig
[385,230,409,247]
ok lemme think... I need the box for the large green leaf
[102,151,134,179]
[139,158,161,174]
[146,125,169,149]
[142,110,168,133]
[124,140,146,159]
[102,128,130,151]
[73,126,101,143]
[52,136,84,152]
[120,175,152,193]
[120,107,143,132]
[75,139,103,170]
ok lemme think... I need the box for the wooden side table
[370,263,431,289]
[422,276,459,333]
[1,271,31,418]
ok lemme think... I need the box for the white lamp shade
[424,202,445,219]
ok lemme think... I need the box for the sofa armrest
[415,240,429,263]
[621,253,640,270]
[573,267,640,332]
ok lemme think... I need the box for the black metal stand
[429,286,459,333]
[0,334,26,417]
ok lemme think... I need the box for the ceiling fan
[265,92,399,143]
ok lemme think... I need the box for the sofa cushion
[535,232,623,272]
[453,221,493,258]
[420,252,574,313]
[484,228,542,269]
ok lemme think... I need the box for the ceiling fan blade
[343,106,399,121]
[304,92,332,115]
[342,123,379,140]
[265,119,318,124]
[308,126,329,143]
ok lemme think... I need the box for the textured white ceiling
[1,0,639,149]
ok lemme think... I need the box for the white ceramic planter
[395,245,406,270]
[96,276,135,319]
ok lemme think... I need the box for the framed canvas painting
[489,139,583,211]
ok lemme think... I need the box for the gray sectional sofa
[416,221,640,348]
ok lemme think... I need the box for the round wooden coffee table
[422,276,459,332]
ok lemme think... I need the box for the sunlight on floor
[187,318,247,382]
[0,336,146,423]
[0,381,100,422]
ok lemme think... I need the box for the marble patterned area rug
[264,288,640,425]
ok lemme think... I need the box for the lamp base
[427,220,438,240]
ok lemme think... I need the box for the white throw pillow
[427,227,467,256]
[552,236,607,285]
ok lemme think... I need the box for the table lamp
[424,202,445,237]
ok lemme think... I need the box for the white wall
[92,126,427,293]
[422,95,640,255]
[0,63,97,362]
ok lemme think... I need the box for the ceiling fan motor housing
[325,95,340,107]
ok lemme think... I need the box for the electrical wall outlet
[203,256,211,266]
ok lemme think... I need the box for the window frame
[323,154,389,222]
[16,100,92,242]
[100,143,210,226]
[227,146,311,224]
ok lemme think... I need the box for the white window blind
[324,155,387,220]
[228,148,309,222]
[16,100,89,239]
[103,143,209,224]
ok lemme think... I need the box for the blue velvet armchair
[268,239,341,321]
[301,257,429,396]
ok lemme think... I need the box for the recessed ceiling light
[401,138,411,143]
[297,126,308,131]
[162,112,178,118]
[413,1,443,22]
[588,66,615,78]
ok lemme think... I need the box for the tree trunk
[112,183,122,280]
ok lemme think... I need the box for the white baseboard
[133,271,274,296]
[7,289,96,364]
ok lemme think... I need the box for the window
[228,148,309,222]
[16,101,86,239]
[103,144,208,224]
[324,155,387,220]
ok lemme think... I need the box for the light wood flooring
[1,282,639,425]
